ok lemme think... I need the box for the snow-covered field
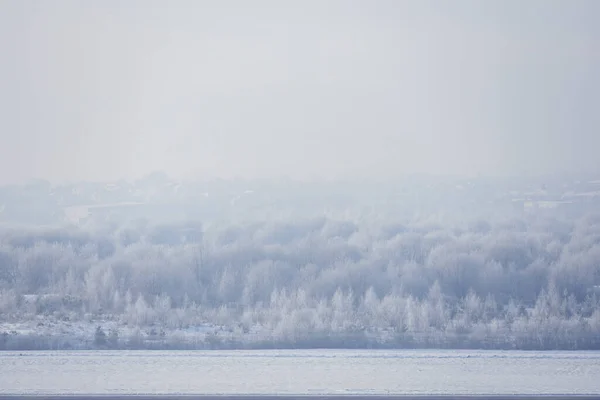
[1,350,599,395]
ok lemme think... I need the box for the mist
[1,0,599,184]
[1,1,600,352]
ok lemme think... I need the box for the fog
[1,0,599,183]
[1,1,600,351]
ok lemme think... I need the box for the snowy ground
[0,316,225,349]
[1,350,600,395]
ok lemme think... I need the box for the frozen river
[1,350,599,395]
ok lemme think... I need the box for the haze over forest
[0,1,599,350]
[1,173,600,350]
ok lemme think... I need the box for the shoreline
[1,396,600,400]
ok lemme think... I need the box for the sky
[0,0,598,184]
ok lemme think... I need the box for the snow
[0,317,223,349]
[1,350,599,395]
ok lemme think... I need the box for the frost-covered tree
[2,206,600,349]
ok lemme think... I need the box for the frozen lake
[1,350,599,395]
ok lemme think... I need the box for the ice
[1,350,599,395]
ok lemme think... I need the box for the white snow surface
[1,350,599,395]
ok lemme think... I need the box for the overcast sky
[0,0,598,184]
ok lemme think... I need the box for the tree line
[1,213,600,349]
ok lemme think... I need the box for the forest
[1,207,600,350]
